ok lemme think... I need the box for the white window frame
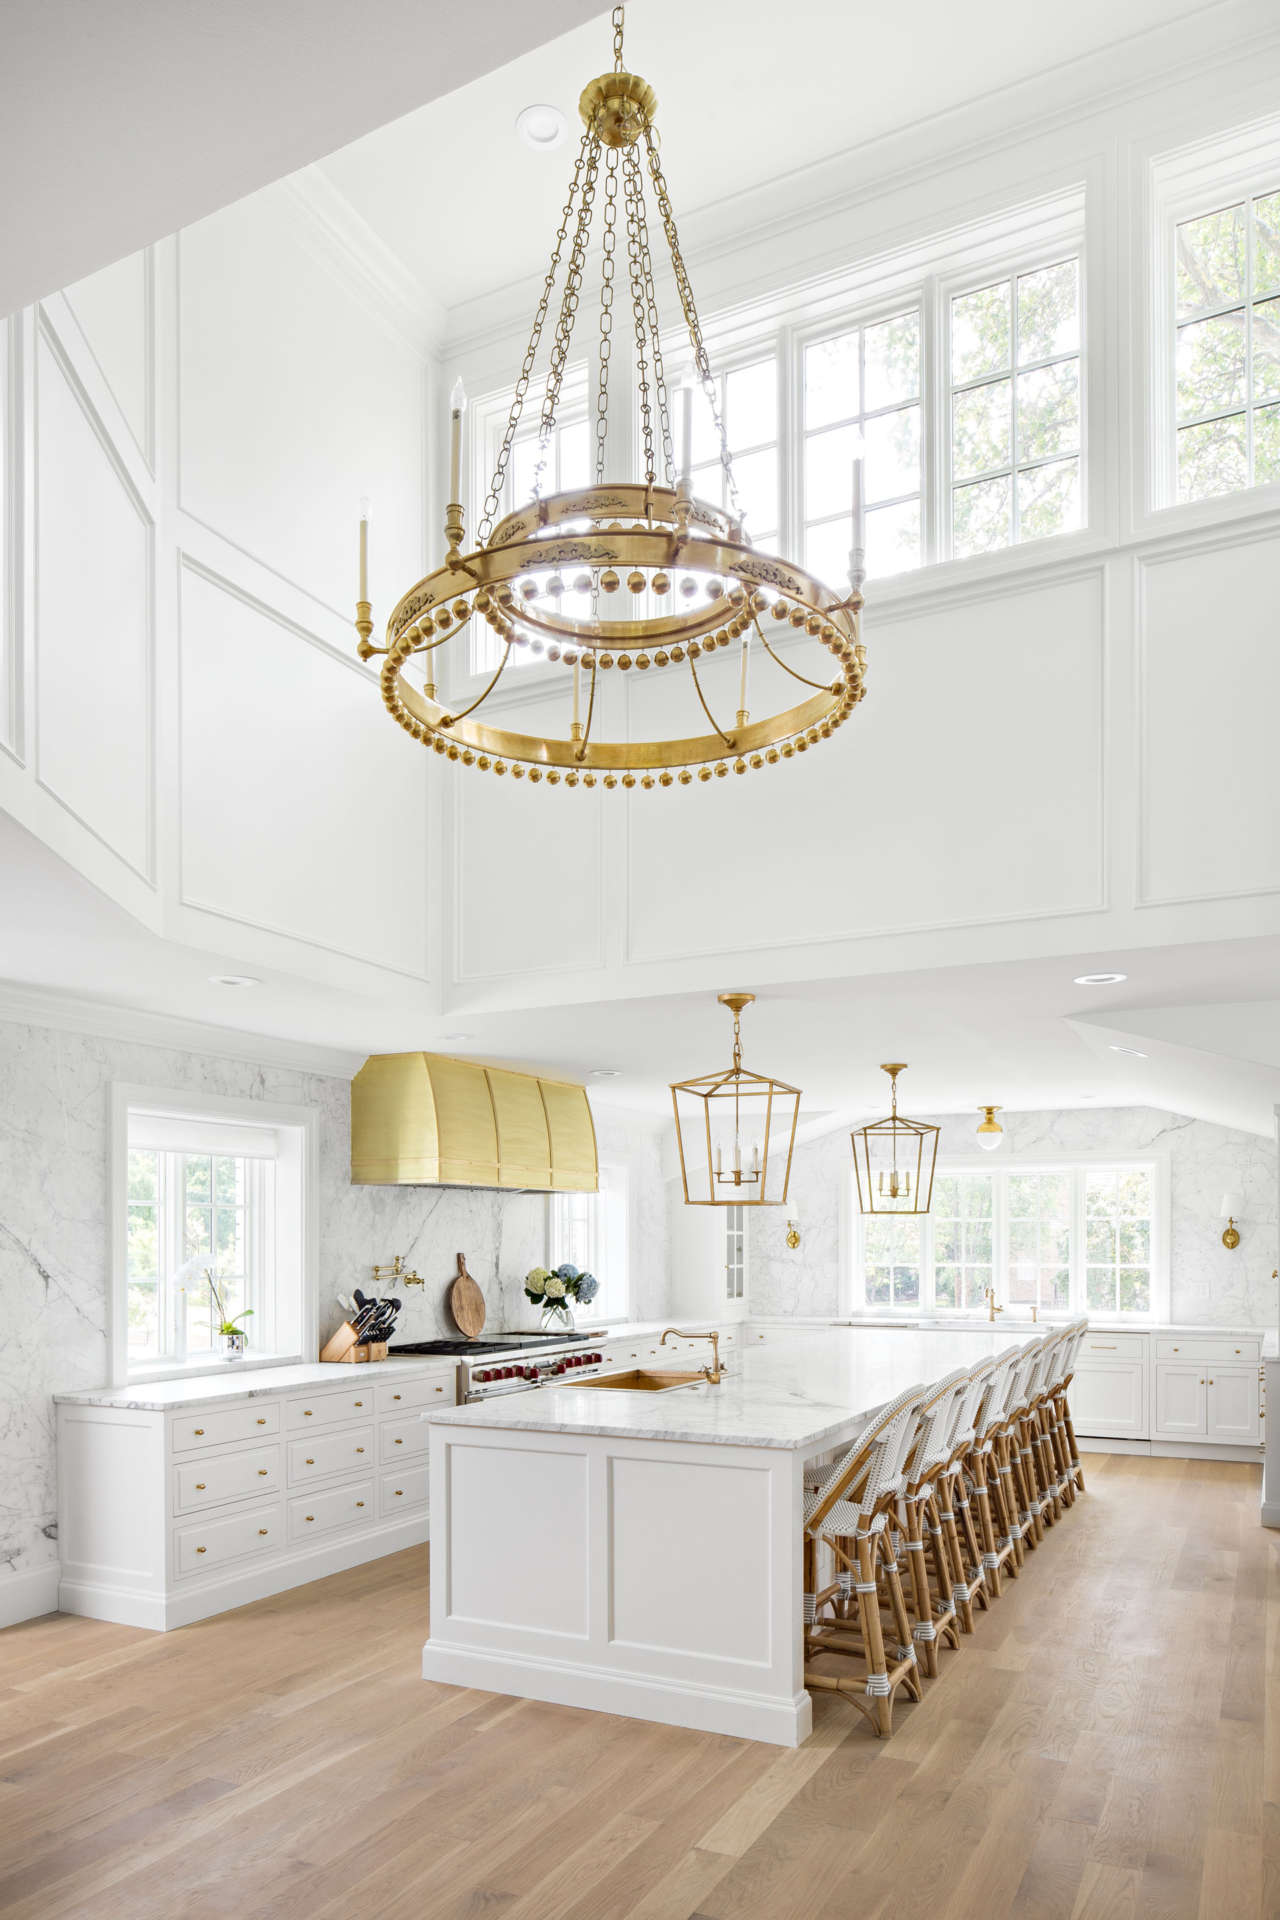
[845,1151,1170,1324]
[110,1084,319,1386]
[724,1202,749,1309]
[1149,111,1280,518]
[545,1163,630,1324]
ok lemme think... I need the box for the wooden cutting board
[448,1252,486,1339]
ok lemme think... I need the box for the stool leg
[878,1531,922,1704]
[855,1531,893,1737]
[901,1492,940,1678]
[971,1454,1003,1599]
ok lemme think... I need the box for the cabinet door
[1153,1364,1207,1440]
[1070,1359,1147,1439]
[1206,1368,1261,1445]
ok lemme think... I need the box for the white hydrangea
[544,1275,567,1299]
[525,1267,549,1296]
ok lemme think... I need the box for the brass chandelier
[354,6,868,788]
[671,993,801,1207]
[851,1064,939,1216]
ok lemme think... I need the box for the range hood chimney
[350,1052,598,1191]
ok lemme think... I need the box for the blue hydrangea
[576,1272,599,1304]
[555,1263,581,1282]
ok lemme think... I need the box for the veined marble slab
[428,1325,1042,1453]
[54,1356,454,1413]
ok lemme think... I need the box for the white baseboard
[420,1638,812,1748]
[0,1562,62,1630]
[1261,1501,1280,1530]
[1077,1436,1150,1454]
[59,1514,428,1631]
[1077,1436,1265,1464]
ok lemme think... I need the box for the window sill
[126,1353,302,1388]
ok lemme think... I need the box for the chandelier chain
[536,134,601,499]
[642,130,743,525]
[626,145,676,486]
[623,149,656,485]
[478,131,593,545]
[612,3,625,72]
[593,146,620,485]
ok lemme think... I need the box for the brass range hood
[350,1053,598,1191]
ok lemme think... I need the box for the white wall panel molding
[59,250,156,473]
[176,556,432,985]
[1135,535,1280,912]
[1,312,21,768]
[280,170,445,358]
[32,315,156,888]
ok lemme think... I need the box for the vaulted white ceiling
[318,0,1225,315]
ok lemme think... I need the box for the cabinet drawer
[288,1426,375,1484]
[380,1416,430,1463]
[374,1373,455,1414]
[172,1403,280,1453]
[285,1388,374,1429]
[380,1465,428,1516]
[1155,1337,1260,1364]
[175,1444,281,1513]
[175,1502,282,1577]
[1078,1334,1146,1360]
[289,1481,376,1543]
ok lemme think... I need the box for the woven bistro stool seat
[803,1383,927,1737]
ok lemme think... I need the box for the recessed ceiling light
[209,974,261,988]
[1109,1044,1148,1058]
[1074,971,1127,986]
[516,103,568,150]
[441,1033,474,1043]
[590,1068,622,1079]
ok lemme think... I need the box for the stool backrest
[905,1368,972,1484]
[974,1345,1023,1439]
[806,1381,927,1533]
[945,1357,995,1458]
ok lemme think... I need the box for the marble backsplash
[750,1105,1278,1329]
[0,1014,668,1584]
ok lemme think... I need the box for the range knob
[523,1366,537,1381]
[551,1361,565,1374]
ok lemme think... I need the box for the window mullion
[923,272,945,564]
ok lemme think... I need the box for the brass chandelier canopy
[353,6,868,788]
[851,1064,940,1216]
[671,993,801,1207]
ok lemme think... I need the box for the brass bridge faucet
[984,1286,1004,1324]
[660,1327,725,1384]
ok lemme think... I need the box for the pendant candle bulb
[350,4,868,787]
[671,992,800,1207]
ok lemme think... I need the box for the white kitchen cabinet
[1070,1357,1148,1439]
[1153,1363,1207,1439]
[1206,1368,1261,1444]
[56,1359,455,1630]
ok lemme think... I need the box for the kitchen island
[423,1325,1039,1746]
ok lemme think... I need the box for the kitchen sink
[574,1368,706,1393]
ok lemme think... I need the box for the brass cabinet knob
[356,1447,365,1453]
[394,1393,402,1401]
[194,1429,204,1436]
[394,1489,403,1496]
[195,1483,206,1490]
[355,1400,363,1407]
[258,1528,268,1535]
[305,1515,314,1522]
[256,1418,266,1425]
[435,1386,443,1393]
[258,1469,268,1476]
[395,1437,403,1445]
[305,1458,314,1465]
[304,1410,313,1417]
[356,1500,365,1507]
[196,1545,206,1554]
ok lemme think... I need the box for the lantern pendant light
[851,1063,939,1216]
[670,993,800,1206]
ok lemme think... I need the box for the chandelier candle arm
[354,5,869,785]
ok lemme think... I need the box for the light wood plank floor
[0,1455,1276,1920]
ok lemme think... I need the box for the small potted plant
[206,1270,254,1360]
[524,1263,599,1331]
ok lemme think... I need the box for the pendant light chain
[593,145,621,485]
[612,3,626,72]
[536,137,602,496]
[626,144,676,486]
[624,149,657,486]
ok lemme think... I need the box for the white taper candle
[449,378,467,504]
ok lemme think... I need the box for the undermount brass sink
[574,1368,706,1393]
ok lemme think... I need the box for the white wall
[0,1009,667,1611]
[741,1106,1278,1329]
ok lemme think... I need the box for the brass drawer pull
[1092,1344,1117,1351]
[355,1400,364,1407]
[194,1428,204,1436]
[195,1483,206,1490]
[196,1545,206,1554]
[258,1469,268,1476]
[356,1446,365,1453]
[256,1418,266,1425]
[435,1386,443,1393]
[356,1500,365,1508]
[394,1489,403,1496]
[395,1438,403,1445]
[303,1410,313,1417]
[393,1393,402,1401]
[305,1514,314,1522]
[258,1528,268,1536]
[305,1458,315,1465]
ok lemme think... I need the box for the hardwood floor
[0,1455,1275,1919]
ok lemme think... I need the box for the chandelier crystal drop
[353,6,868,786]
[851,1064,940,1216]
[670,993,801,1207]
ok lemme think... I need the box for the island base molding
[421,1641,813,1746]
[1077,1437,1264,1463]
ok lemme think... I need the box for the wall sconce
[1220,1193,1243,1249]
[785,1220,801,1250]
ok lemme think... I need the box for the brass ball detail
[547,575,564,596]
[765,748,779,764]
[771,602,789,621]
[654,649,669,667]
[599,653,615,668]
[618,653,633,670]
[687,640,701,658]
[494,761,508,776]
[565,772,579,787]
[652,572,671,595]
[435,610,451,630]
[627,570,646,593]
[529,768,543,783]
[512,766,526,779]
[547,645,562,662]
[583,772,597,788]
[520,580,538,600]
[697,766,712,782]
[807,615,822,636]
[733,758,747,775]
[563,648,578,665]
[547,771,561,785]
[641,774,655,789]
[679,576,697,598]
[604,774,618,789]
[573,572,592,594]
[622,773,636,788]
[478,755,491,771]
[678,769,693,784]
[670,644,685,662]
[636,653,651,670]
[749,753,764,769]
[461,750,475,766]
[789,607,806,628]
[601,569,620,593]
[714,761,729,778]
[659,770,673,786]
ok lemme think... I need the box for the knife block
[319,1322,389,1364]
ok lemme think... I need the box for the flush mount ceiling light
[1074,971,1127,986]
[1109,1044,1148,1058]
[671,993,800,1207]
[440,1032,474,1043]
[975,1104,1004,1151]
[209,974,261,988]
[353,5,867,789]
[851,1064,939,1215]
[515,102,569,150]
[589,1068,622,1079]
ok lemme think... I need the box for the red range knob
[477,1371,490,1383]
[523,1366,537,1380]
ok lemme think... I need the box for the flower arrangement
[525,1263,599,1326]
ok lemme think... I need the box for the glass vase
[540,1301,575,1333]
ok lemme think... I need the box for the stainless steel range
[390,1331,608,1401]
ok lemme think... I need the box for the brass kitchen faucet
[660,1328,725,1384]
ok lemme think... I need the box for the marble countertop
[427,1325,1043,1453]
[54,1355,456,1412]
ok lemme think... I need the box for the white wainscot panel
[625,573,1104,961]
[454,689,605,982]
[177,188,422,616]
[35,331,152,877]
[1140,535,1280,905]
[445,1441,589,1635]
[179,566,428,975]
[609,1455,771,1663]
[63,252,151,461]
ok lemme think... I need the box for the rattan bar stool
[803,1383,927,1737]
[994,1342,1043,1559]
[933,1363,995,1634]
[1024,1331,1068,1528]
[896,1369,972,1677]
[1053,1319,1088,1499]
[966,1346,1025,1597]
